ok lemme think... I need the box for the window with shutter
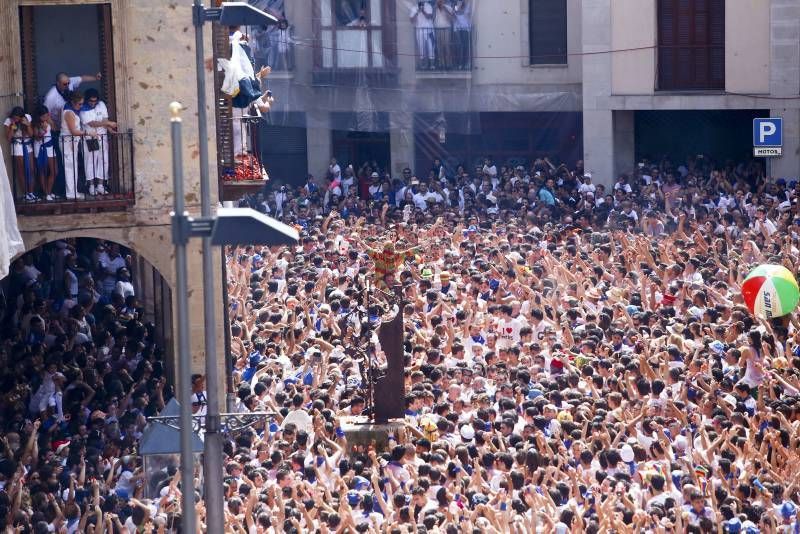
[657,0,724,90]
[97,4,117,121]
[529,0,567,65]
[212,20,235,180]
[19,6,38,114]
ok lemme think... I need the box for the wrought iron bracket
[148,411,274,435]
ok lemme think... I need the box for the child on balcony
[31,105,56,201]
[4,107,35,201]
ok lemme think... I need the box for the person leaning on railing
[80,88,117,196]
[3,106,35,201]
[61,91,96,201]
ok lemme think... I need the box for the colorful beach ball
[741,264,800,320]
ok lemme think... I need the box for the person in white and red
[494,303,524,350]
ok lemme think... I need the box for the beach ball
[741,264,800,319]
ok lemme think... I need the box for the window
[529,0,567,65]
[19,4,116,118]
[658,0,725,90]
[317,0,393,69]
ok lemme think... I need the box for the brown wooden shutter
[658,0,724,90]
[97,3,117,120]
[708,0,725,88]
[529,0,568,65]
[383,0,397,68]
[212,21,234,179]
[19,6,38,113]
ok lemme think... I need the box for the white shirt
[433,3,453,28]
[412,192,429,210]
[43,77,82,129]
[410,3,434,29]
[80,101,109,136]
[495,317,523,349]
[115,280,135,298]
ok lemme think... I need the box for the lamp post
[189,2,277,533]
[169,102,195,534]
[169,98,295,534]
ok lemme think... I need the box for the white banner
[0,144,25,278]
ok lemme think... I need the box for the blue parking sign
[754,118,782,147]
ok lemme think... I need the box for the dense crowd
[3,152,800,533]
[222,154,800,533]
[0,239,171,533]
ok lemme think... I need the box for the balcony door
[657,0,724,91]
[19,3,116,119]
[314,0,397,70]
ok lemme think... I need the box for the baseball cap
[781,501,797,519]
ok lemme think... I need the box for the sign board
[753,118,782,157]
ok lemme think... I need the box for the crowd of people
[410,0,472,71]
[220,153,800,533]
[4,150,800,533]
[0,238,171,533]
[4,71,116,202]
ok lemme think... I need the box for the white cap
[620,444,635,463]
[460,425,475,440]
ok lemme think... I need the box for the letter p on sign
[754,118,782,147]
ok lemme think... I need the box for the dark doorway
[634,110,769,164]
[259,113,309,187]
[414,112,582,177]
[332,130,391,172]
[19,4,116,118]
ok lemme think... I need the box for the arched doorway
[3,237,175,384]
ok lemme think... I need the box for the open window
[314,0,396,70]
[19,3,117,120]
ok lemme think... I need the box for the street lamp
[188,2,279,534]
[170,101,296,533]
[170,0,282,533]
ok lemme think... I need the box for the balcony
[414,27,473,76]
[218,115,269,201]
[8,130,135,216]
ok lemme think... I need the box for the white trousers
[62,136,82,199]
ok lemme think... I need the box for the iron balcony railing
[8,130,135,215]
[220,114,268,183]
[414,27,473,72]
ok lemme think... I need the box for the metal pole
[221,253,237,411]
[194,3,225,532]
[169,102,195,534]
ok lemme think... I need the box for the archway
[3,236,175,384]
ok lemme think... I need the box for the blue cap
[253,254,263,262]
[726,518,741,533]
[354,476,371,491]
[268,422,279,433]
[347,491,361,506]
[249,354,261,366]
[709,340,725,354]
[489,279,500,291]
[777,178,787,185]
[781,501,797,518]
[528,388,543,399]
